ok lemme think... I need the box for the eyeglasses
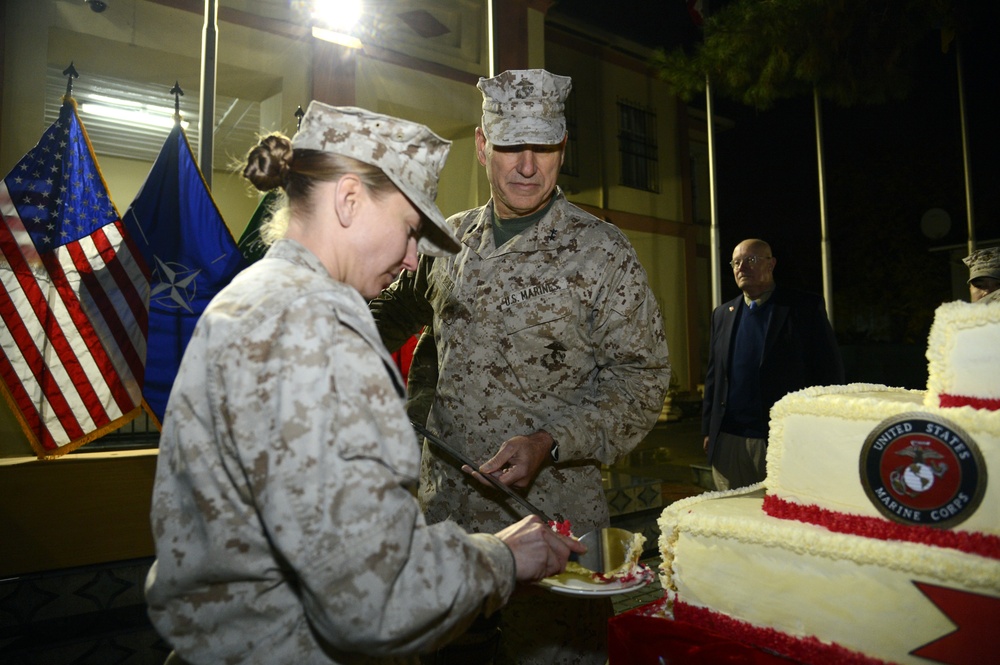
[729,256,771,269]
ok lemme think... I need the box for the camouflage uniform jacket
[979,288,1000,304]
[146,239,516,664]
[372,190,671,535]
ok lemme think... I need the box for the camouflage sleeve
[404,324,438,425]
[228,297,514,655]
[369,256,435,353]
[544,245,671,465]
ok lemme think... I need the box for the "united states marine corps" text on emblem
[859,413,986,528]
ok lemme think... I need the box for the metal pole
[487,0,498,76]
[813,87,834,326]
[705,75,721,310]
[199,0,218,188]
[956,39,975,255]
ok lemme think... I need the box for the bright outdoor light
[89,93,144,109]
[310,27,363,49]
[311,0,362,33]
[81,102,189,129]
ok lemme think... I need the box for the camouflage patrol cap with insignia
[291,102,460,257]
[962,247,1000,283]
[478,69,572,147]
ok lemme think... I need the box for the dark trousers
[420,612,501,665]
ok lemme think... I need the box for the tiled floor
[0,557,168,665]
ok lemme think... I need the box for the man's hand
[495,516,587,582]
[474,431,553,489]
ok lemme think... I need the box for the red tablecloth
[608,599,794,665]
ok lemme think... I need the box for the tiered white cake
[658,302,1000,665]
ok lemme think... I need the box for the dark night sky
[552,1,1000,342]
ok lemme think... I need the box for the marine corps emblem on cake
[860,413,986,528]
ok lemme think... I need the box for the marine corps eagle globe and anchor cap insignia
[292,102,460,257]
[859,413,986,529]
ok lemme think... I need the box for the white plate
[536,563,654,597]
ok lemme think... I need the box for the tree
[654,0,968,329]
[655,0,959,110]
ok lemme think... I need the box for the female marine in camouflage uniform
[145,103,584,665]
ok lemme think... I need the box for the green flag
[237,190,279,263]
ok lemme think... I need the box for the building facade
[0,0,712,572]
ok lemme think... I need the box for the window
[45,66,261,171]
[617,100,659,192]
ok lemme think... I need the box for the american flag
[0,100,150,458]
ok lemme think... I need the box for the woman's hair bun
[242,133,292,191]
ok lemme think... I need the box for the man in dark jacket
[702,238,844,490]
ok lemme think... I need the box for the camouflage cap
[291,102,460,256]
[478,69,572,146]
[962,248,1000,283]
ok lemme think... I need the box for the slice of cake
[562,529,648,582]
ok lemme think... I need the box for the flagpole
[62,62,79,100]
[199,0,218,188]
[955,38,975,255]
[813,87,834,326]
[171,82,184,125]
[487,0,498,75]
[705,74,721,310]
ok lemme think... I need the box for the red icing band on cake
[763,494,1000,560]
[938,393,1000,410]
[673,600,893,665]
